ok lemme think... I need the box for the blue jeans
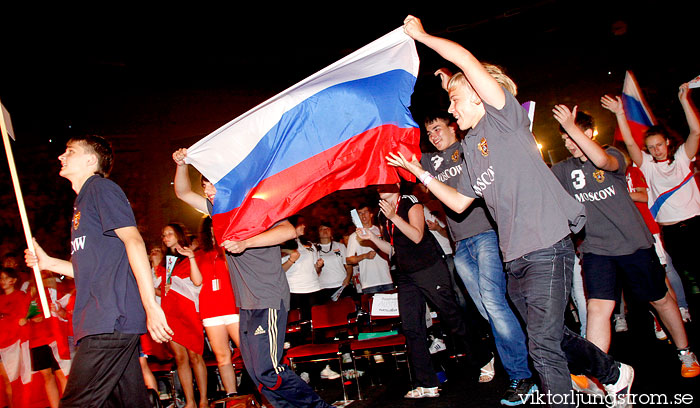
[506,237,574,407]
[453,229,531,381]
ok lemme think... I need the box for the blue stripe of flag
[212,69,418,215]
[621,94,654,127]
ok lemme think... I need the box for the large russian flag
[617,70,656,147]
[185,27,421,242]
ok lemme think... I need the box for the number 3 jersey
[551,146,653,256]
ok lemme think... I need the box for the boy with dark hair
[25,135,172,407]
[552,104,699,378]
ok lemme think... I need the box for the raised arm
[601,95,643,166]
[176,246,202,286]
[553,104,619,171]
[403,15,505,109]
[115,226,173,343]
[386,152,474,213]
[173,148,209,214]
[679,83,700,159]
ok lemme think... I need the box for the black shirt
[378,195,444,273]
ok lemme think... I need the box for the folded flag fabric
[186,27,421,242]
[617,70,656,147]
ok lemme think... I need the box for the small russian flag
[618,70,656,147]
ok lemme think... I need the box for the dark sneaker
[500,378,538,406]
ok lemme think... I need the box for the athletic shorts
[582,247,667,303]
[202,313,240,328]
[30,345,60,372]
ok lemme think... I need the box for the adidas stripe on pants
[239,300,332,408]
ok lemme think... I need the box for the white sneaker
[429,337,447,354]
[651,311,668,340]
[603,363,634,408]
[299,372,310,383]
[404,386,439,398]
[613,314,628,333]
[680,307,692,323]
[320,365,340,380]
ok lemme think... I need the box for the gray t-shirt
[551,147,653,256]
[421,142,495,241]
[207,201,290,310]
[456,89,586,262]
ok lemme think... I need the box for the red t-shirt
[196,249,238,320]
[0,290,30,347]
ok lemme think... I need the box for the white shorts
[202,314,240,328]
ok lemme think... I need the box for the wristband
[419,171,434,187]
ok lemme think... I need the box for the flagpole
[0,105,51,319]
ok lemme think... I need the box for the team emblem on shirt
[451,149,460,162]
[72,211,81,230]
[478,138,489,157]
[593,169,605,183]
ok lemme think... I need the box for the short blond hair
[447,73,479,103]
[482,63,517,96]
[446,64,518,97]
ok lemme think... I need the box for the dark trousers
[507,237,620,408]
[662,215,700,283]
[59,331,149,408]
[290,291,321,321]
[397,260,492,388]
[239,302,332,408]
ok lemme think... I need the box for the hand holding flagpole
[0,100,51,319]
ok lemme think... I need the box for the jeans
[506,237,574,407]
[453,229,531,381]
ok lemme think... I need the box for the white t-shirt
[640,143,700,223]
[316,241,349,289]
[346,225,393,290]
[424,207,453,255]
[282,240,321,294]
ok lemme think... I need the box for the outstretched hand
[552,104,578,130]
[356,228,376,241]
[386,152,423,177]
[175,246,195,259]
[434,68,453,91]
[601,95,624,115]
